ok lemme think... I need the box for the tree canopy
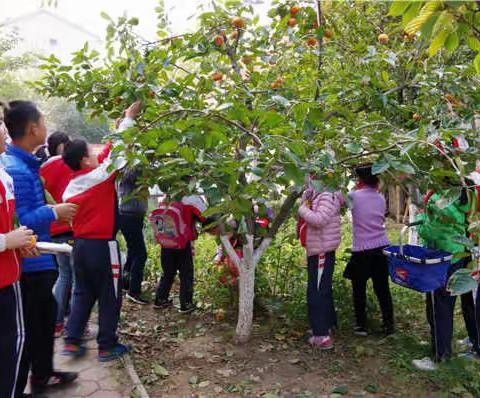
[35,0,480,341]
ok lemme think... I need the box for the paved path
[29,338,134,398]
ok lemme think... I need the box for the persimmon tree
[36,0,478,342]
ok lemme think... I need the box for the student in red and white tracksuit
[0,121,35,398]
[61,103,140,362]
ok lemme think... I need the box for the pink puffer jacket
[298,191,344,257]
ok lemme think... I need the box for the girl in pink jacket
[298,179,344,350]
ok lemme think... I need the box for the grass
[122,217,480,396]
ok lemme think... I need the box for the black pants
[0,283,24,398]
[119,214,147,295]
[16,270,57,394]
[460,291,480,352]
[346,248,394,329]
[307,252,336,336]
[425,261,474,361]
[65,239,122,351]
[155,243,193,307]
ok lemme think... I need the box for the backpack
[297,199,311,248]
[297,217,307,248]
[149,202,189,249]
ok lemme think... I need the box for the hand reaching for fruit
[125,101,142,120]
[5,226,34,250]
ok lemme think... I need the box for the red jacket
[63,163,117,240]
[62,118,134,240]
[40,156,74,236]
[0,168,21,288]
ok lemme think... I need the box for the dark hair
[63,139,89,171]
[354,164,379,187]
[47,131,70,156]
[0,101,42,141]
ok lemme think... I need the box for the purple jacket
[349,187,389,252]
[298,191,344,257]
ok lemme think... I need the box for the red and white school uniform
[0,166,25,398]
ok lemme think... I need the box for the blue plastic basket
[383,244,452,293]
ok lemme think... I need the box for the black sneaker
[354,326,368,337]
[384,324,395,336]
[31,371,78,393]
[153,298,173,309]
[179,303,196,314]
[122,274,130,291]
[126,292,150,305]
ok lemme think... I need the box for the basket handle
[399,221,424,256]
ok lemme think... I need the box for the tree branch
[267,191,301,239]
[222,31,242,76]
[139,108,263,146]
[337,139,416,165]
[314,0,324,101]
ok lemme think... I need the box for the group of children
[1,98,480,398]
[299,166,393,351]
[0,99,210,397]
[299,162,480,371]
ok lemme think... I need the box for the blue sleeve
[8,166,56,231]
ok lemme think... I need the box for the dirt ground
[120,298,441,398]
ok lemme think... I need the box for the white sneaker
[412,357,437,371]
[457,336,473,349]
[459,351,480,362]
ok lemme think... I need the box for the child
[298,175,344,349]
[0,119,36,398]
[61,102,141,361]
[153,194,206,313]
[413,184,473,370]
[40,137,76,337]
[344,164,394,337]
[1,101,78,395]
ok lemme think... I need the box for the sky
[1,0,272,41]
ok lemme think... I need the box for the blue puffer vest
[1,145,56,273]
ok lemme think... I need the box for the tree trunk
[235,263,256,344]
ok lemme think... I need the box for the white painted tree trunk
[219,233,273,343]
[235,264,256,343]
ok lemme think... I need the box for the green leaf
[474,53,480,74]
[272,95,290,107]
[429,29,450,57]
[311,180,324,193]
[466,36,480,52]
[388,1,412,17]
[391,161,415,174]
[157,140,178,154]
[331,385,349,395]
[345,143,363,154]
[100,11,112,21]
[366,384,379,393]
[284,163,304,185]
[128,17,139,26]
[447,268,478,296]
[371,161,390,175]
[444,32,459,52]
[436,188,462,209]
[405,1,441,36]
[153,364,169,377]
[179,146,195,163]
